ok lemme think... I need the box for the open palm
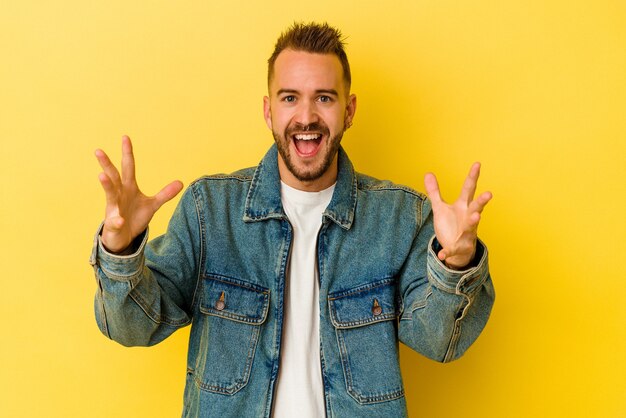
[95,135,183,253]
[424,163,492,270]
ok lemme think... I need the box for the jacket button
[215,291,225,311]
[372,298,382,316]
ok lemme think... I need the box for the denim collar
[243,144,357,230]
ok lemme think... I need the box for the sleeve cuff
[426,235,489,295]
[89,223,149,281]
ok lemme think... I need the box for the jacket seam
[128,288,191,327]
[98,262,143,282]
[189,183,207,315]
[190,173,253,184]
[442,297,469,362]
[95,273,111,338]
[327,276,395,300]
[418,197,426,228]
[401,288,433,320]
[356,176,427,201]
[201,273,272,293]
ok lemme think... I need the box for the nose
[294,100,319,128]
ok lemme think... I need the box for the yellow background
[1,1,624,417]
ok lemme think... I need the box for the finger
[469,191,493,214]
[95,148,122,187]
[424,172,443,205]
[466,211,481,228]
[458,162,481,204]
[98,172,119,205]
[153,180,184,210]
[121,135,136,185]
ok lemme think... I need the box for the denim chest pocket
[328,278,405,404]
[195,275,270,395]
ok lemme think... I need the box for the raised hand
[95,135,183,253]
[424,163,492,270]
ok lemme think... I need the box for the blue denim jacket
[89,145,495,417]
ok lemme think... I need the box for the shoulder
[355,172,427,201]
[352,172,431,229]
[182,167,256,204]
[188,166,255,188]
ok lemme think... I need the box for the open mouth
[292,133,323,157]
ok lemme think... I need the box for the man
[90,22,495,417]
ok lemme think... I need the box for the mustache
[286,122,329,136]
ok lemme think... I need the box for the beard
[272,121,345,183]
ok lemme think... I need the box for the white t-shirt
[272,181,335,418]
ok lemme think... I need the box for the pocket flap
[200,276,270,325]
[328,278,398,329]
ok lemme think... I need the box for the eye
[282,95,296,103]
[318,95,332,103]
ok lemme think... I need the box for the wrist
[100,233,131,255]
[444,246,481,271]
[444,258,472,271]
[101,241,134,255]
[100,229,145,256]
[432,238,478,271]
[99,235,144,257]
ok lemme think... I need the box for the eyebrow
[276,88,339,97]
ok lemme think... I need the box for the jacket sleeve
[88,186,203,347]
[397,196,495,362]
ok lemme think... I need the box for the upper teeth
[294,134,321,140]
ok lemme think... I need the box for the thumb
[153,180,184,210]
[424,172,443,205]
[437,248,448,262]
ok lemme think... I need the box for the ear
[263,96,273,130]
[344,94,357,128]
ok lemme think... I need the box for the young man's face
[264,49,356,191]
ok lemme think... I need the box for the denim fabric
[89,144,495,417]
